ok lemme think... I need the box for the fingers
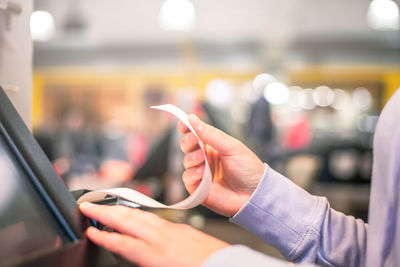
[183,148,205,169]
[188,114,241,156]
[180,132,199,153]
[86,227,147,264]
[182,165,204,193]
[177,120,189,134]
[79,203,163,240]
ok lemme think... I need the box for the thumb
[188,114,240,155]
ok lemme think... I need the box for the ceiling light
[159,0,196,32]
[30,10,55,41]
[367,0,400,31]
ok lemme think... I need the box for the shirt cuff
[230,163,327,259]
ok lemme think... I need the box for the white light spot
[205,79,234,108]
[288,86,303,111]
[313,86,334,107]
[331,89,352,110]
[159,0,196,32]
[367,0,400,30]
[298,89,316,110]
[263,82,289,105]
[353,87,372,111]
[252,73,276,94]
[30,10,55,42]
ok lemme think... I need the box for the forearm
[230,164,367,266]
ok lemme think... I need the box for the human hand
[178,115,265,217]
[79,203,229,267]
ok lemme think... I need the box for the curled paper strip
[77,104,212,209]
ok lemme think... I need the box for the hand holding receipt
[78,104,212,209]
[79,104,266,267]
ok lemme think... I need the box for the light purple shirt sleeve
[203,245,299,267]
[203,88,400,267]
[204,164,367,267]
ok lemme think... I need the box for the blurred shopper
[52,107,100,180]
[97,120,134,184]
[248,96,273,146]
[247,95,274,160]
[80,89,400,267]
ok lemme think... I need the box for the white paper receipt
[77,104,212,209]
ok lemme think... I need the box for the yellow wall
[32,67,259,129]
[383,73,400,104]
[288,64,400,109]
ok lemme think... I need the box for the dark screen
[0,134,69,265]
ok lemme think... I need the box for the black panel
[0,87,83,238]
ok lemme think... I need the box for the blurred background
[31,0,400,259]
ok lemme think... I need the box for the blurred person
[97,120,134,184]
[80,89,400,267]
[247,95,274,159]
[248,96,273,145]
[52,106,100,181]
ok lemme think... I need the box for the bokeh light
[159,0,196,32]
[252,73,276,94]
[313,86,334,107]
[30,10,55,41]
[331,89,352,110]
[263,82,289,105]
[352,87,372,111]
[367,0,400,30]
[298,89,316,110]
[205,79,234,108]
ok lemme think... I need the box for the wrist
[229,163,268,218]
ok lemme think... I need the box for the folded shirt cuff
[230,163,326,259]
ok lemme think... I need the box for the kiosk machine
[0,86,124,266]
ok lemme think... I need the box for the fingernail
[189,114,202,130]
[86,226,98,235]
[79,202,93,209]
